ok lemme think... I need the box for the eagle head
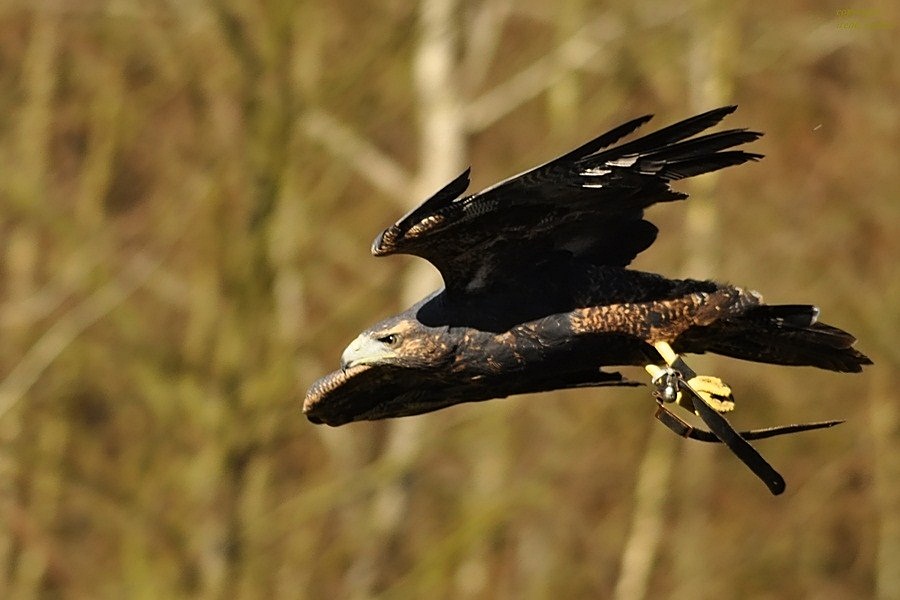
[340,315,454,371]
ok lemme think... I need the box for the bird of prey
[303,106,871,493]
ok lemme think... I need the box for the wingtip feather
[374,167,472,255]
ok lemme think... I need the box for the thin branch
[465,6,697,134]
[301,109,413,202]
[462,0,513,92]
[0,253,164,421]
[464,19,616,132]
[871,367,900,600]
[0,170,205,422]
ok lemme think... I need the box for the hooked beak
[340,334,396,371]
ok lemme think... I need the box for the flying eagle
[303,106,871,491]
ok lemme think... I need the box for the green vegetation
[0,1,897,597]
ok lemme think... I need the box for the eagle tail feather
[679,304,873,373]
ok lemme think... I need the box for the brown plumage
[304,106,871,427]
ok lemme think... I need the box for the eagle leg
[646,346,786,495]
[649,341,734,413]
[646,341,842,496]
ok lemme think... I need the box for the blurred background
[0,0,897,598]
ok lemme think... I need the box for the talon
[686,375,735,413]
[648,342,735,414]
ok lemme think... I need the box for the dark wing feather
[675,305,873,373]
[303,364,635,426]
[373,106,762,297]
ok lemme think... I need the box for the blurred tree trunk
[871,365,900,600]
[613,423,678,600]
[671,5,735,600]
[614,5,735,599]
[349,0,467,596]
[546,0,584,132]
[1,13,59,597]
[341,3,623,595]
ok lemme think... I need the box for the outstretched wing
[303,364,635,426]
[373,106,762,298]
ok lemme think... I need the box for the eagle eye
[378,333,400,346]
